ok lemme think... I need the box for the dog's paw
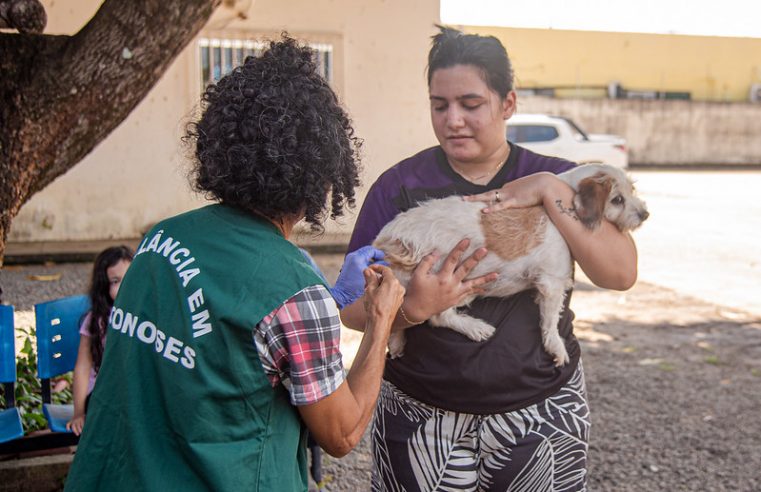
[431,312,496,342]
[461,321,496,342]
[544,335,569,367]
[553,350,570,367]
[387,332,405,359]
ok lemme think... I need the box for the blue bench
[0,305,24,444]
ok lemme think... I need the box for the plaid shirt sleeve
[254,284,345,406]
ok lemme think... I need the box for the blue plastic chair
[0,305,24,443]
[35,295,90,433]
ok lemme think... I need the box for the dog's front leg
[430,306,496,342]
[535,277,573,366]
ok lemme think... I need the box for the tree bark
[0,0,47,33]
[0,0,220,266]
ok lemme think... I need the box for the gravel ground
[2,255,760,491]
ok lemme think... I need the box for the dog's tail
[372,237,418,273]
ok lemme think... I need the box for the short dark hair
[427,25,514,98]
[186,35,362,232]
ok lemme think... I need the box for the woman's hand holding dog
[463,172,560,213]
[338,241,498,332]
[464,170,638,290]
[400,239,498,324]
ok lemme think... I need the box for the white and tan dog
[373,164,649,365]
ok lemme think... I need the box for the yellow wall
[466,26,761,102]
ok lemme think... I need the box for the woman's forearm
[71,336,93,417]
[72,364,90,416]
[340,295,423,332]
[542,178,638,290]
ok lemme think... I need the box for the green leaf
[8,330,75,434]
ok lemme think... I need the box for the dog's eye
[611,195,625,205]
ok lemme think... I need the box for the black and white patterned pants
[371,362,590,492]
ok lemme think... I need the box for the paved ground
[631,170,761,317]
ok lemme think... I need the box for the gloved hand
[330,246,388,309]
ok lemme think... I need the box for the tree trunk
[0,0,220,267]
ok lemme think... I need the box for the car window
[507,124,559,143]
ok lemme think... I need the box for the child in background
[66,245,133,436]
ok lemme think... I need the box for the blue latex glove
[330,246,388,309]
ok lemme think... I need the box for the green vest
[66,205,327,491]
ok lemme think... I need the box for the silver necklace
[450,148,509,183]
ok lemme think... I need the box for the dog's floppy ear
[573,173,612,229]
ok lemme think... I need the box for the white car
[507,114,628,169]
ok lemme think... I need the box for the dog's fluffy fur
[373,164,649,365]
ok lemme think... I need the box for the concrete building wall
[518,97,761,165]
[10,0,440,243]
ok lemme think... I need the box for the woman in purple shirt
[341,26,638,491]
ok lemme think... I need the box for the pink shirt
[78,312,106,394]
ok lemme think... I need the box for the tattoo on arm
[555,199,579,221]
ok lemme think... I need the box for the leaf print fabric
[371,363,590,492]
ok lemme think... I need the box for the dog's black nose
[639,210,650,221]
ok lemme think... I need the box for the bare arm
[298,265,404,457]
[543,176,638,289]
[464,172,638,290]
[66,335,92,436]
[339,239,497,332]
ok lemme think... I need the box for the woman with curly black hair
[66,36,405,492]
[189,36,361,232]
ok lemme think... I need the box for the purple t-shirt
[348,143,581,414]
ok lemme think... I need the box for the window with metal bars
[198,37,333,89]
